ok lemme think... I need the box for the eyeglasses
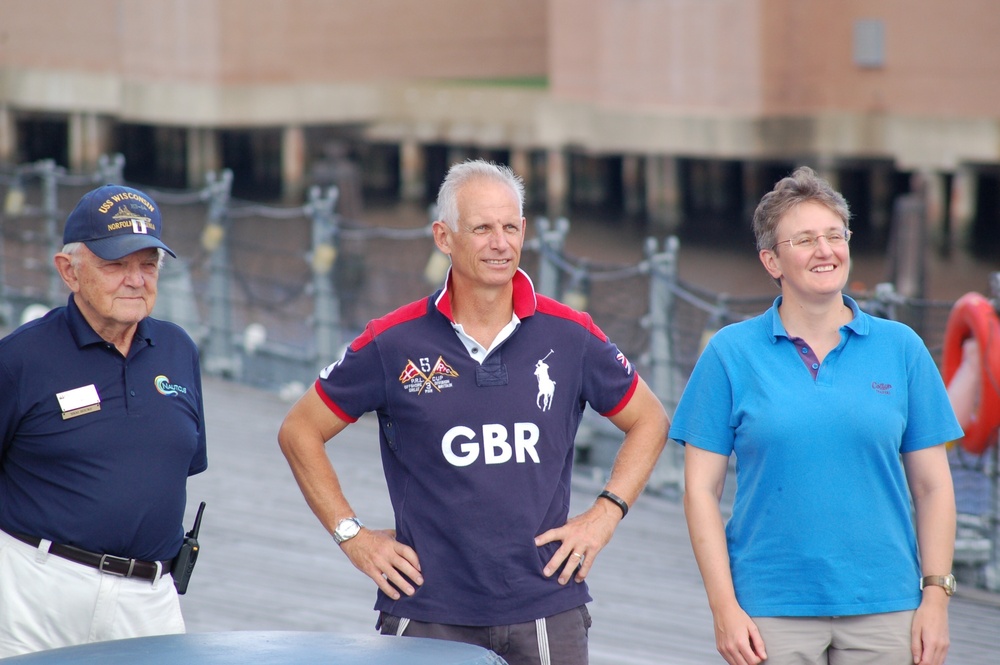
[771,229,852,251]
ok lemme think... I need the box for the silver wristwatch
[333,517,364,544]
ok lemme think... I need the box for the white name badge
[56,384,101,420]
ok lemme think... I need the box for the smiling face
[432,176,525,293]
[759,201,851,302]
[55,244,160,345]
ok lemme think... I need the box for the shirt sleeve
[581,332,639,417]
[668,340,736,455]
[900,331,964,453]
[315,337,388,420]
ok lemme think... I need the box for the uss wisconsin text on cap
[63,184,176,260]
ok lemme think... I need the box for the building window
[854,19,885,68]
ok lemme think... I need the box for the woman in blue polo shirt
[670,167,961,665]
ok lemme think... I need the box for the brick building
[2,0,999,253]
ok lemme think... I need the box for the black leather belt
[4,530,171,581]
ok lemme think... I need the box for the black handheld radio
[171,501,206,595]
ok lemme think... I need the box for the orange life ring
[942,292,1000,454]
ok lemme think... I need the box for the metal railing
[2,155,996,592]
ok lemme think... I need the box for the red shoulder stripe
[534,295,608,340]
[349,298,430,351]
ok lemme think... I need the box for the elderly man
[0,184,207,657]
[279,160,668,665]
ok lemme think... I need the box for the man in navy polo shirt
[0,184,207,657]
[278,160,668,665]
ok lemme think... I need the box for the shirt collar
[765,294,867,342]
[65,294,153,351]
[433,267,538,323]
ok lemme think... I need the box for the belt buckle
[99,553,137,578]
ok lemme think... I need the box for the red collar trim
[433,268,537,322]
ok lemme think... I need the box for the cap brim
[85,235,177,260]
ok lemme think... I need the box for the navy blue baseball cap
[63,184,176,260]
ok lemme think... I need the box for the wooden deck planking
[179,376,1000,664]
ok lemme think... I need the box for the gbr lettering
[441,423,541,467]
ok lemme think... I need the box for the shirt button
[801,347,809,354]
[472,348,479,354]
[130,390,136,396]
[811,363,819,370]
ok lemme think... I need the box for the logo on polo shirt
[399,356,459,394]
[872,381,892,395]
[155,375,189,396]
[615,350,633,374]
[534,350,556,412]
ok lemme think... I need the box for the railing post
[39,159,64,307]
[645,235,679,406]
[645,234,682,493]
[308,185,341,364]
[200,169,237,377]
[0,170,23,325]
[536,216,569,300]
[987,272,1000,592]
[96,153,125,185]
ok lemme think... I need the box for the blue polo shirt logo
[155,375,189,396]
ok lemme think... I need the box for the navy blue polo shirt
[316,269,638,626]
[0,295,207,562]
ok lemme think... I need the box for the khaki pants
[753,611,916,665]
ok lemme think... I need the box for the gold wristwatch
[919,574,956,596]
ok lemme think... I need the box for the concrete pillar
[187,128,221,189]
[622,155,643,217]
[510,148,530,181]
[950,165,978,247]
[645,155,681,233]
[0,106,14,165]
[68,112,109,172]
[509,148,532,208]
[400,139,425,201]
[814,158,840,191]
[917,169,948,249]
[868,164,893,237]
[545,148,568,219]
[281,124,306,203]
[447,146,468,169]
[741,162,768,227]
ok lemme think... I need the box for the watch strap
[920,574,956,596]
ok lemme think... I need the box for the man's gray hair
[62,242,166,269]
[435,160,525,231]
